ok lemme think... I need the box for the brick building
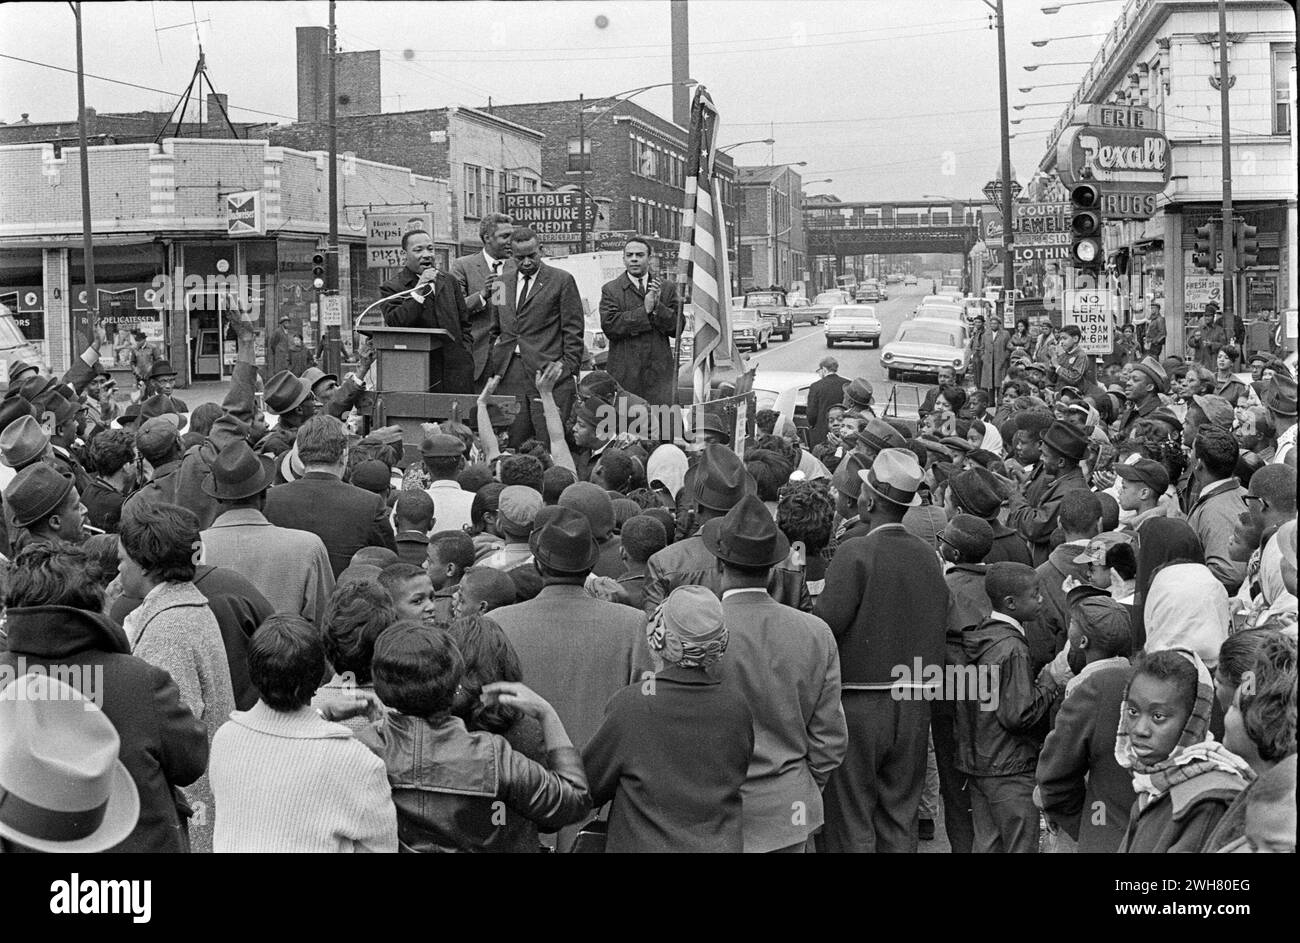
[737,165,806,292]
[0,97,266,148]
[269,106,544,258]
[481,98,737,274]
[0,137,449,385]
[295,26,382,122]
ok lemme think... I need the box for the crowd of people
[0,252,1296,853]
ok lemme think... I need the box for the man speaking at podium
[487,226,584,449]
[378,229,476,393]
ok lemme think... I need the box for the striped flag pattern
[676,86,736,403]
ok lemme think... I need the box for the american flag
[676,86,737,404]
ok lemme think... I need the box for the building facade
[1036,0,1296,355]
[737,165,806,292]
[0,137,450,384]
[484,98,737,273]
[269,106,544,259]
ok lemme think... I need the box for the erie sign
[1062,288,1114,355]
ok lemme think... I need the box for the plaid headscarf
[1114,649,1254,807]
[646,585,729,670]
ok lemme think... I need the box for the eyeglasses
[1243,494,1269,510]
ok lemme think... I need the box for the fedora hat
[34,389,78,427]
[202,439,273,501]
[17,374,59,404]
[1039,420,1089,462]
[842,377,874,409]
[859,418,907,457]
[263,370,312,415]
[701,492,791,569]
[1263,373,1297,418]
[0,395,33,436]
[694,408,731,445]
[0,673,140,853]
[7,360,39,387]
[147,360,178,380]
[685,443,754,512]
[858,447,924,508]
[116,403,142,429]
[0,414,48,469]
[3,462,75,528]
[279,442,305,483]
[1131,356,1168,394]
[299,366,337,395]
[528,505,599,575]
[831,450,868,500]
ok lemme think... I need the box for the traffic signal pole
[325,0,341,377]
[1216,0,1236,342]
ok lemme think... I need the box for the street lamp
[576,79,697,253]
[719,138,775,153]
[1031,33,1105,46]
[1013,101,1071,110]
[1023,61,1092,71]
[983,0,1015,302]
[1042,0,1121,13]
[1018,82,1080,91]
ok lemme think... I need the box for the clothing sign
[366,212,437,268]
[1062,288,1114,354]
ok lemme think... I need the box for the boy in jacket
[956,561,1062,853]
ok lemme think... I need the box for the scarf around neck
[1114,648,1254,805]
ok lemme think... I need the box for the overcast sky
[0,0,1121,201]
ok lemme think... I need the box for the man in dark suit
[487,227,585,449]
[599,236,679,406]
[449,212,513,391]
[806,356,849,447]
[262,414,396,578]
[378,229,475,393]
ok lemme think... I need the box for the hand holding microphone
[644,275,662,313]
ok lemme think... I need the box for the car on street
[752,369,819,444]
[856,282,882,303]
[800,290,849,325]
[825,304,882,348]
[913,302,965,325]
[904,274,918,286]
[732,307,773,350]
[881,318,971,381]
[885,273,903,284]
[743,290,794,341]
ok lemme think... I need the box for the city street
[749,280,935,422]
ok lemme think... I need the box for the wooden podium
[358,326,518,465]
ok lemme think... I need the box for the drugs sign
[1062,288,1114,355]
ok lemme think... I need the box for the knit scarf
[1114,649,1254,807]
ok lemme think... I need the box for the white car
[913,302,965,324]
[802,290,850,325]
[904,274,918,286]
[752,369,818,442]
[825,304,882,348]
[881,319,971,381]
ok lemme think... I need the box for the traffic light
[1069,183,1103,270]
[1192,222,1217,273]
[311,252,326,290]
[1236,219,1258,269]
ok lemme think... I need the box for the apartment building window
[1273,45,1295,135]
[483,169,498,214]
[930,209,951,225]
[522,177,538,193]
[567,136,591,172]
[463,164,480,219]
[508,173,521,194]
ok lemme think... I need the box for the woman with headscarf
[1143,562,1231,670]
[1243,519,1298,629]
[581,584,755,852]
[645,443,688,510]
[1116,649,1253,852]
[965,419,1005,459]
[1132,517,1205,651]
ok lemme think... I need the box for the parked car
[913,302,965,324]
[802,290,849,325]
[732,308,773,350]
[752,370,818,444]
[825,304,882,348]
[881,319,970,381]
[0,300,49,393]
[743,290,793,341]
[904,274,918,286]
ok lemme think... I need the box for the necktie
[518,274,531,307]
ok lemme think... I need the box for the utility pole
[578,93,588,254]
[73,1,97,340]
[325,0,341,376]
[1216,0,1236,340]
[992,0,1015,303]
